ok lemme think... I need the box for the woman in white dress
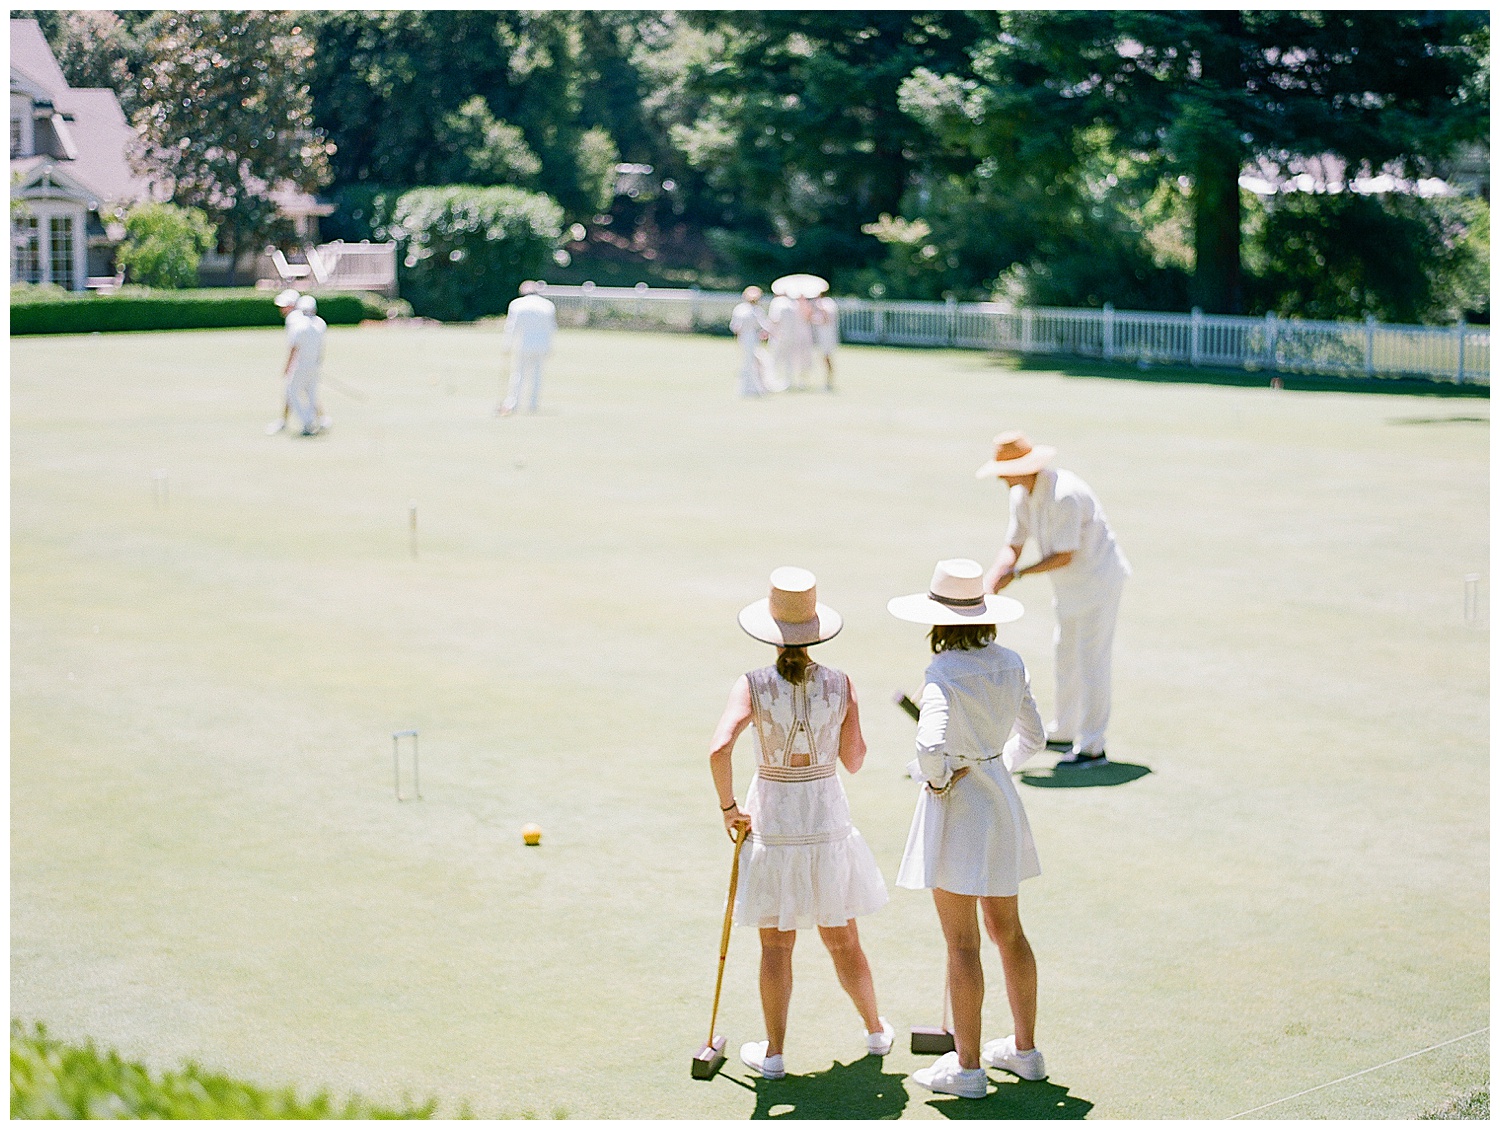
[887,558,1048,1100]
[709,567,892,1080]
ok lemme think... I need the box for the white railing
[536,284,1489,384]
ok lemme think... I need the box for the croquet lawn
[11,324,1488,1119]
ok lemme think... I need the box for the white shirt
[1006,467,1130,600]
[730,301,766,342]
[502,293,557,353]
[908,643,1046,789]
[287,313,325,374]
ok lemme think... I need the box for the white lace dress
[734,663,889,931]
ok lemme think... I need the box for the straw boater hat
[887,559,1024,625]
[974,431,1057,480]
[739,567,843,646]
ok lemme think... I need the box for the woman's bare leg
[816,920,881,1033]
[981,895,1037,1051]
[931,888,984,1070]
[759,927,796,1056]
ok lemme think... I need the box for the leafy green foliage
[389,186,564,321]
[435,97,543,188]
[114,203,216,290]
[10,1021,436,1118]
[10,288,394,335]
[130,11,334,280]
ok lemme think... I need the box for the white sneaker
[265,420,285,435]
[740,1040,786,1080]
[866,1017,894,1056]
[910,1050,988,1099]
[981,1035,1047,1080]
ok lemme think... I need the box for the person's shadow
[743,1055,909,1119]
[921,1076,1093,1119]
[1021,760,1151,788]
[739,1057,1093,1120]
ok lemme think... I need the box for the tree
[114,202,215,289]
[903,11,1489,313]
[676,13,983,281]
[435,96,542,188]
[130,11,333,284]
[13,10,149,113]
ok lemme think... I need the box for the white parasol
[770,273,829,299]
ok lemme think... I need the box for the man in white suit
[497,280,558,415]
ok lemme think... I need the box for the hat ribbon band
[928,591,986,608]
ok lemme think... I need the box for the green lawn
[11,325,1488,1119]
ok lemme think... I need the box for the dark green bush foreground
[10,287,401,335]
[10,1021,437,1119]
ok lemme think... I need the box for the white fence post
[1021,309,1034,354]
[1456,316,1467,384]
[1190,307,1203,367]
[1103,303,1115,361]
[1264,311,1278,371]
[1365,314,1377,377]
[945,294,958,346]
[689,285,701,332]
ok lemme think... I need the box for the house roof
[10,18,154,208]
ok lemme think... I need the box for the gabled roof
[9,19,68,99]
[10,18,154,208]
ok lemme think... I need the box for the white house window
[14,215,41,283]
[49,215,75,289]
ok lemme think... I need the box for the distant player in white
[285,294,327,436]
[498,280,558,416]
[267,288,305,435]
[810,294,839,392]
[730,285,770,397]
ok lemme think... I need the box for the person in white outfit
[497,280,557,416]
[709,567,893,1081]
[284,294,327,437]
[267,289,305,435]
[979,432,1131,766]
[729,286,770,397]
[767,292,812,392]
[809,294,839,392]
[888,558,1048,1100]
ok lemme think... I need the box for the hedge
[9,288,396,336]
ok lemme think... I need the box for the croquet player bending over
[709,568,893,1080]
[979,432,1130,766]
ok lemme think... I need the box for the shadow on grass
[1021,761,1151,789]
[923,1077,1093,1120]
[743,1055,910,1119]
[999,355,1489,399]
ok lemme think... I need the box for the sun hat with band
[739,566,844,646]
[974,431,1056,480]
[888,558,1024,625]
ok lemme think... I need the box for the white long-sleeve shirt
[907,642,1046,790]
[501,293,558,353]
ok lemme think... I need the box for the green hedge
[10,288,396,336]
[10,1021,437,1119]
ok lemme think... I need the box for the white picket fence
[538,283,1489,385]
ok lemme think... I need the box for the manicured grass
[11,325,1488,1118]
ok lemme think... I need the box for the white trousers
[736,337,763,396]
[502,349,547,412]
[287,367,319,431]
[1049,578,1125,754]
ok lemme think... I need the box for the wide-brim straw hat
[888,558,1024,626]
[739,566,843,646]
[975,430,1056,479]
[770,273,829,299]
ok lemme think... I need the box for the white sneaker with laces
[866,1017,894,1056]
[740,1040,786,1080]
[980,1035,1047,1080]
[910,1050,988,1099]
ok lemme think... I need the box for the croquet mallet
[691,822,749,1080]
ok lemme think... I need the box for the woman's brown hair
[777,646,814,684]
[929,623,996,654]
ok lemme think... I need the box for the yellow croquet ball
[521,823,543,846]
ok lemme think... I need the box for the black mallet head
[893,691,920,721]
[691,1035,727,1080]
[910,1026,956,1055]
